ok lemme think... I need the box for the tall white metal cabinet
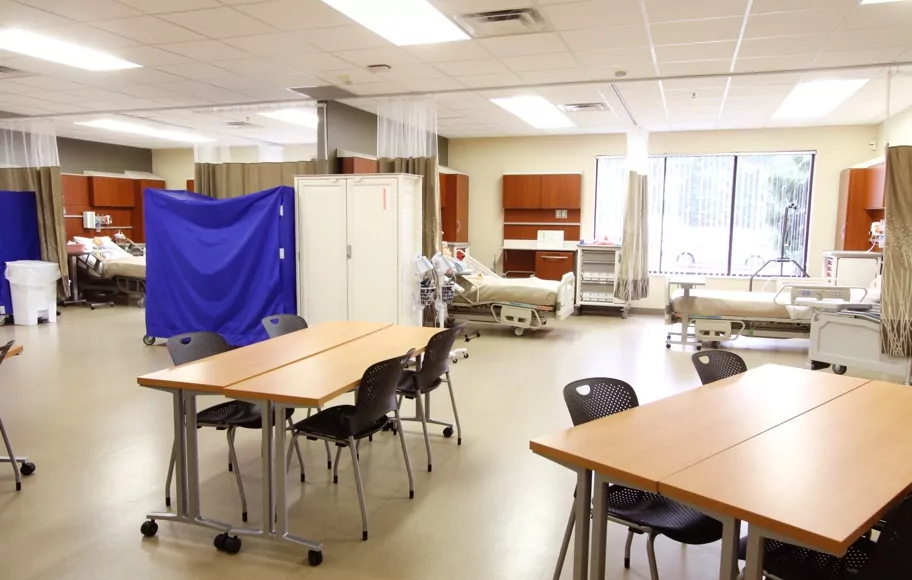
[295,174,423,326]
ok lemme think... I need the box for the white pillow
[865,275,882,304]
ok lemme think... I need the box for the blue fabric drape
[0,190,41,315]
[144,186,296,346]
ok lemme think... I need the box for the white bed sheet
[671,289,811,320]
[100,256,146,279]
[455,274,560,307]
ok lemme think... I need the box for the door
[298,179,348,324]
[454,174,469,242]
[535,251,575,281]
[541,174,581,209]
[347,177,400,324]
[503,175,541,209]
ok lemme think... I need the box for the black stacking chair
[261,314,308,339]
[553,378,723,580]
[290,350,415,541]
[0,341,36,491]
[164,332,302,522]
[395,323,465,473]
[736,494,912,580]
[691,350,748,385]
[260,314,334,479]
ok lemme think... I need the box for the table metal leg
[719,517,742,580]
[743,527,765,580]
[573,468,592,580]
[589,475,608,580]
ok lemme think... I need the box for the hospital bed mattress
[100,256,146,279]
[672,289,811,320]
[455,275,560,306]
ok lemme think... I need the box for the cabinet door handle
[347,245,352,259]
[541,256,569,260]
[456,219,460,232]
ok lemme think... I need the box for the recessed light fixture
[319,0,468,46]
[0,29,140,71]
[491,96,575,129]
[772,79,869,119]
[257,108,320,128]
[75,120,213,143]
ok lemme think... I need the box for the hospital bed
[72,236,147,307]
[448,253,575,336]
[665,277,866,349]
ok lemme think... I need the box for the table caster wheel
[443,426,454,438]
[696,345,702,351]
[19,462,35,476]
[451,357,458,363]
[832,365,847,375]
[308,550,323,566]
[621,311,629,319]
[665,343,671,349]
[214,533,227,550]
[141,520,158,537]
[513,327,524,336]
[463,352,469,359]
[137,297,146,308]
[143,335,155,346]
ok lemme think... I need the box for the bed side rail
[774,284,866,306]
[555,272,576,320]
[459,251,500,278]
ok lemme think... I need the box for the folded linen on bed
[455,274,560,306]
[100,256,146,279]
[672,289,798,320]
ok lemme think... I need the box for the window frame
[594,151,816,277]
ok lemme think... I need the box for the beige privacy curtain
[377,96,440,257]
[615,129,650,301]
[194,160,323,198]
[881,146,912,356]
[0,122,69,296]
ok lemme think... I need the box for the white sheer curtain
[377,96,440,256]
[0,119,59,168]
[615,129,650,302]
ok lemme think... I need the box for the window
[594,152,814,276]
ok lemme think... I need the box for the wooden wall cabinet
[63,174,163,243]
[503,174,542,209]
[836,165,884,251]
[535,251,575,281]
[89,176,135,207]
[440,172,469,243]
[541,174,581,209]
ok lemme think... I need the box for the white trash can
[5,260,61,326]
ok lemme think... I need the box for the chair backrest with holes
[691,351,747,385]
[562,378,639,426]
[166,332,232,366]
[261,314,308,339]
[0,340,14,367]
[858,495,912,579]
[348,349,414,435]
[416,323,464,386]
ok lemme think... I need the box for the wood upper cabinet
[503,174,542,209]
[866,163,885,210]
[541,174,581,209]
[535,251,575,281]
[89,176,135,207]
[440,173,469,243]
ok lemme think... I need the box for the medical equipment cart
[575,244,629,318]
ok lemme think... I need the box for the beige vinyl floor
[0,306,861,580]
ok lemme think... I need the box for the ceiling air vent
[558,103,610,113]
[454,8,550,38]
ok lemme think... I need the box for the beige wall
[448,125,877,308]
[878,105,912,148]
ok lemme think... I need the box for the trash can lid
[5,260,59,269]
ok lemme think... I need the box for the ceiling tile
[335,47,423,68]
[827,27,912,52]
[33,102,88,114]
[651,17,743,45]
[738,34,827,58]
[272,52,354,73]
[160,8,276,39]
[519,68,593,84]
[115,0,221,13]
[222,33,322,57]
[63,87,133,101]
[560,25,650,52]
[0,0,71,28]
[435,59,509,76]
[502,52,580,73]
[660,59,731,76]
[725,85,792,98]
[358,64,445,82]
[728,72,803,86]
[303,25,392,52]
[408,40,492,63]
[112,45,193,67]
[534,85,605,104]
[841,2,912,30]
[0,80,44,95]
[655,41,736,63]
[343,81,408,96]
[29,90,87,103]
[400,77,466,92]
[431,0,533,12]
[12,76,85,91]
[453,72,524,88]
[235,0,354,31]
[157,63,244,80]
[574,47,655,68]
[644,0,748,22]
[202,76,273,91]
[154,80,250,102]
[734,53,818,73]
[541,0,644,30]
[477,33,567,57]
[752,0,858,12]
[155,40,251,62]
[814,46,906,68]
[94,16,206,44]
[589,62,657,80]
[107,68,186,84]
[661,76,729,90]
[745,9,847,38]
[18,0,140,21]
[210,59,298,77]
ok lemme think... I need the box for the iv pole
[748,203,809,291]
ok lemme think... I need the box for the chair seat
[197,401,293,429]
[606,486,723,545]
[736,536,874,580]
[396,370,442,397]
[293,405,389,441]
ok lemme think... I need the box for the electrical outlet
[555,209,568,219]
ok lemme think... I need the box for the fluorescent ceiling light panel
[319,0,468,46]
[0,29,140,71]
[772,79,869,119]
[258,108,319,128]
[75,120,213,144]
[491,96,575,129]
